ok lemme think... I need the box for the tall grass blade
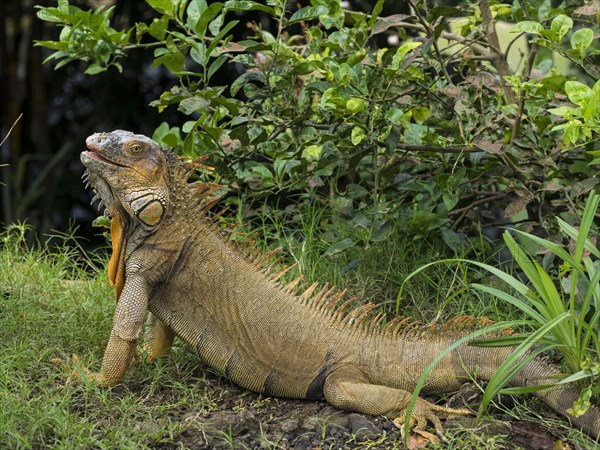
[478,312,571,419]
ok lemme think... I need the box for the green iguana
[74,129,599,440]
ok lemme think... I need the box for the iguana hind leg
[323,369,471,438]
[142,313,175,362]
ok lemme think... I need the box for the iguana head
[81,130,171,229]
[82,130,181,301]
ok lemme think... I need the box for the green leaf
[511,229,576,268]
[182,120,197,133]
[206,19,239,57]
[441,228,462,252]
[223,1,275,15]
[302,144,323,161]
[147,0,177,15]
[323,238,357,257]
[572,192,600,263]
[385,108,404,125]
[188,1,223,37]
[207,54,228,82]
[567,387,593,417]
[351,126,366,145]
[84,63,106,75]
[35,7,63,23]
[286,6,327,26]
[550,14,573,43]
[565,80,591,107]
[540,74,566,92]
[368,0,386,26]
[346,98,367,114]
[410,106,431,123]
[511,21,543,34]
[246,162,273,185]
[190,42,207,66]
[92,215,111,228]
[472,284,545,323]
[209,13,224,35]
[152,51,185,73]
[178,96,210,115]
[371,14,408,36]
[230,71,266,96]
[386,41,422,76]
[149,17,169,40]
[571,28,594,53]
[186,0,208,33]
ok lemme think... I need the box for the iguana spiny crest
[83,132,491,341]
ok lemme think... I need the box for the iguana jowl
[78,130,600,440]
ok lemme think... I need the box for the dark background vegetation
[2,0,173,243]
[0,0,407,245]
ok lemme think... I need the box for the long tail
[511,357,600,439]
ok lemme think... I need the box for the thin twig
[511,42,537,142]
[511,0,537,142]
[0,113,23,147]
[450,192,509,222]
[396,143,481,154]
[439,31,492,58]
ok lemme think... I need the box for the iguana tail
[510,357,600,439]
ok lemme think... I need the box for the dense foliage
[35,0,599,250]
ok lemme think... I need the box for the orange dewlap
[107,215,126,303]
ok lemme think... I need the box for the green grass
[0,225,215,448]
[0,214,596,449]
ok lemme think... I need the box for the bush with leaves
[35,0,599,250]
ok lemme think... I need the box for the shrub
[35,0,599,248]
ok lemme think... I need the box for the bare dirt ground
[116,365,572,450]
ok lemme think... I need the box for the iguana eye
[128,144,144,155]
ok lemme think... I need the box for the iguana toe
[51,353,112,387]
[393,397,471,442]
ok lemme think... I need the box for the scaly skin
[73,130,600,440]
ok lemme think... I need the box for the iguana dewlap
[76,130,600,441]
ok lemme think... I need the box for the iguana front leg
[74,274,150,386]
[142,313,175,362]
[91,274,150,385]
[323,369,471,439]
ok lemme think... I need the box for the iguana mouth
[82,149,128,167]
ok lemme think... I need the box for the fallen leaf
[505,195,531,217]
[407,430,440,449]
[473,138,503,155]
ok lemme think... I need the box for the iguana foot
[392,397,472,441]
[323,369,474,443]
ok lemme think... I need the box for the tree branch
[479,0,516,104]
[397,143,481,154]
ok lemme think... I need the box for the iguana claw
[392,397,472,443]
[50,354,111,387]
